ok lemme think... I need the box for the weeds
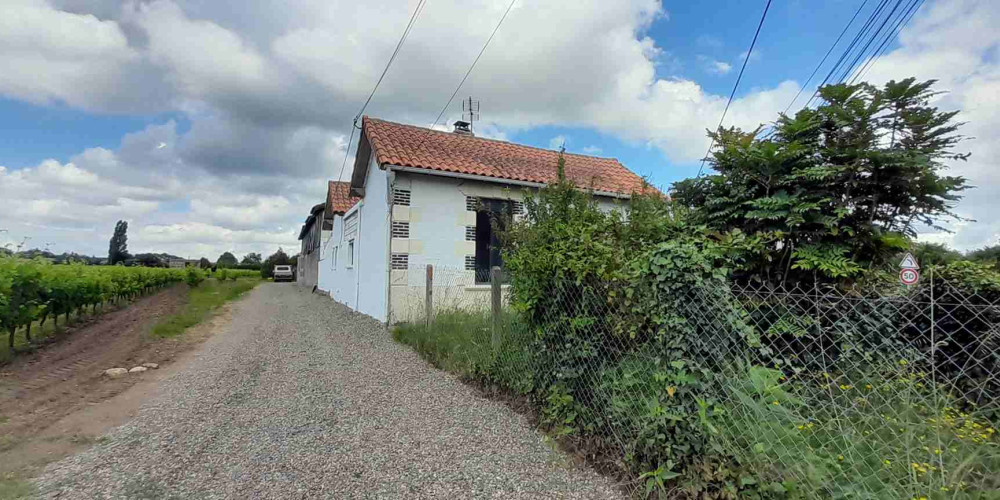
[151,279,259,338]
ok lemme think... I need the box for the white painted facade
[318,156,628,323]
[317,154,391,321]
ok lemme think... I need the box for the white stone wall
[385,171,625,323]
[318,163,629,323]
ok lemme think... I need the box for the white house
[317,116,649,323]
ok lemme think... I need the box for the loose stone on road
[35,283,621,499]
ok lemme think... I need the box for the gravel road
[35,284,622,499]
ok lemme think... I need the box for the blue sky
[1,0,996,257]
[1,1,871,187]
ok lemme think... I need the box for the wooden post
[425,264,433,328]
[491,266,502,349]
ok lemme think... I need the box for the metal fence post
[425,264,433,328]
[491,266,502,349]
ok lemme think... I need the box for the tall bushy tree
[910,241,962,266]
[216,251,238,269]
[967,244,1000,268]
[107,220,129,265]
[241,252,262,266]
[261,248,290,278]
[673,79,969,284]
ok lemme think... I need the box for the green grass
[392,308,537,394]
[0,479,35,500]
[151,279,260,338]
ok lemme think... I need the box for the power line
[354,0,427,124]
[849,0,924,84]
[431,0,517,129]
[337,0,428,182]
[806,0,916,108]
[696,0,773,177]
[834,0,905,84]
[804,0,892,107]
[783,0,870,115]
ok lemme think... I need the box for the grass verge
[151,279,260,338]
[392,308,537,394]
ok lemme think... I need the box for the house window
[473,198,512,284]
[465,196,478,211]
[332,246,338,269]
[465,226,476,241]
[392,221,409,238]
[347,240,355,267]
[391,253,408,270]
[464,255,476,271]
[393,188,411,206]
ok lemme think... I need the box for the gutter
[384,164,632,200]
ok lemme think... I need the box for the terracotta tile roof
[327,181,361,214]
[362,117,649,196]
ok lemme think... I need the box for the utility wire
[849,0,924,84]
[835,0,905,84]
[431,0,517,129]
[354,0,427,124]
[337,0,428,182]
[696,0,773,177]
[805,0,891,107]
[783,0,870,115]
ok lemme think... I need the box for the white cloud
[696,34,722,48]
[859,0,1000,250]
[0,0,995,255]
[582,145,603,155]
[0,0,160,111]
[698,55,732,75]
[737,48,762,62]
[548,135,568,150]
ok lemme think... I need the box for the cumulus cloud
[859,0,1000,250]
[0,122,314,258]
[698,55,732,75]
[0,0,996,256]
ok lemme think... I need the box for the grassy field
[151,279,260,338]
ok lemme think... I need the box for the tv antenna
[462,97,479,133]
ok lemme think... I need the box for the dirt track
[0,284,193,480]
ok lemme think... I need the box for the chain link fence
[391,265,998,498]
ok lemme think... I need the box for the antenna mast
[462,97,480,134]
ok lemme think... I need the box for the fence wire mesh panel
[391,266,998,498]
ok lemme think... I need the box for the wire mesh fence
[391,265,999,498]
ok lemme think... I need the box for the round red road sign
[899,268,920,285]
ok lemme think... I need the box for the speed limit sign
[899,268,920,286]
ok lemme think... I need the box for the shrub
[185,267,204,288]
